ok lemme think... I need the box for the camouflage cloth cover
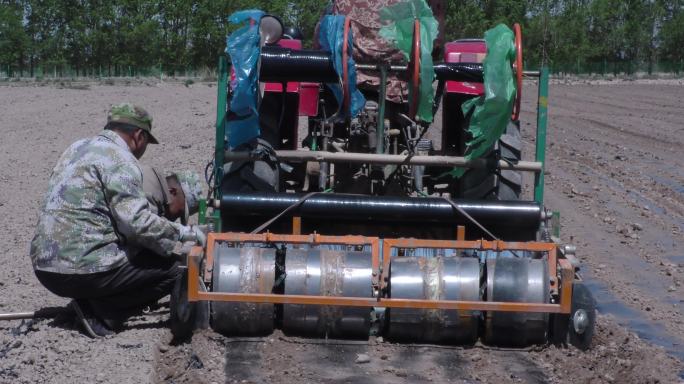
[330,0,445,104]
[332,0,405,103]
[29,130,189,274]
[173,170,202,224]
[107,102,159,144]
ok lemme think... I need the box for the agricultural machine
[173,4,596,349]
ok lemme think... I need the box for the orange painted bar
[190,291,565,313]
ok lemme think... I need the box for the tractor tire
[170,268,196,341]
[170,268,209,342]
[459,120,522,200]
[221,138,280,193]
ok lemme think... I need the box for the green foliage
[660,1,684,63]
[0,0,681,77]
[0,1,30,75]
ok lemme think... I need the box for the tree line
[1,0,683,77]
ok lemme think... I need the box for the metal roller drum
[484,257,550,346]
[282,249,373,339]
[211,245,276,336]
[386,256,480,344]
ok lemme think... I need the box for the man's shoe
[68,300,114,338]
[86,301,126,331]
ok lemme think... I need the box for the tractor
[172,2,596,349]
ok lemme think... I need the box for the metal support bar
[214,56,228,200]
[198,198,207,225]
[377,65,387,154]
[0,312,39,321]
[292,216,301,235]
[558,258,574,314]
[356,63,410,72]
[357,63,537,79]
[191,291,565,313]
[457,225,465,241]
[534,66,549,204]
[0,307,65,321]
[224,150,543,172]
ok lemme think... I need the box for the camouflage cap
[107,102,158,144]
[173,170,202,224]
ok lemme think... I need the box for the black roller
[433,63,483,83]
[258,46,484,84]
[259,46,339,83]
[219,192,541,229]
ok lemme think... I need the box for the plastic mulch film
[318,15,366,118]
[225,10,264,149]
[379,0,438,123]
[451,24,516,178]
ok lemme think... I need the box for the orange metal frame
[187,230,573,315]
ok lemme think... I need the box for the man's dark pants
[35,253,181,327]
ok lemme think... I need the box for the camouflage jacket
[30,130,188,274]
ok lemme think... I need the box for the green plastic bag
[451,24,516,178]
[379,0,438,123]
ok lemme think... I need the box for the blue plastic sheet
[225,10,264,149]
[318,15,366,118]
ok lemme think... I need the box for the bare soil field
[0,79,682,383]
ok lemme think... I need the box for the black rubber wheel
[221,138,280,193]
[459,120,522,200]
[551,281,596,350]
[170,268,196,341]
[568,282,596,350]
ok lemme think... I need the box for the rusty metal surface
[484,257,550,346]
[381,238,557,290]
[559,259,574,314]
[292,216,301,235]
[386,256,480,344]
[210,246,276,336]
[282,249,373,339]
[204,232,381,284]
[456,226,465,241]
[190,234,572,318]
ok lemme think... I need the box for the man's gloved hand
[179,225,207,247]
[192,225,207,247]
[170,241,196,263]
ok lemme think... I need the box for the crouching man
[140,166,209,338]
[29,103,205,337]
[140,165,202,225]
